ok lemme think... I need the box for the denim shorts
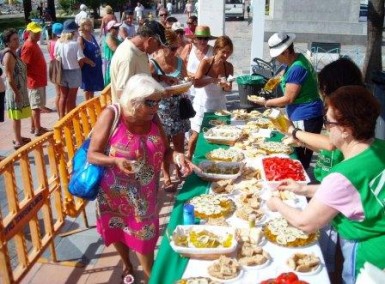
[60,69,81,89]
[28,87,46,109]
[340,238,358,284]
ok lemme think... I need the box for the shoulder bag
[68,103,121,200]
[49,43,62,84]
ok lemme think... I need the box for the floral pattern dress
[96,119,165,254]
[151,58,191,136]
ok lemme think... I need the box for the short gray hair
[119,74,165,116]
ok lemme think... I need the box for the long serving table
[150,112,330,284]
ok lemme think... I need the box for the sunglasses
[197,37,209,41]
[144,99,161,107]
[159,13,168,17]
[323,115,339,127]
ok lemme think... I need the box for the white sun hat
[268,32,296,58]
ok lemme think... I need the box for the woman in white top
[54,20,92,118]
[187,36,234,159]
[181,26,214,102]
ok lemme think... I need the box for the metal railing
[0,86,111,283]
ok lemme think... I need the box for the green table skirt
[149,112,289,284]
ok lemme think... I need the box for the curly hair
[2,28,18,46]
[327,85,380,140]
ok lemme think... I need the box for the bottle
[183,204,195,225]
[263,75,282,92]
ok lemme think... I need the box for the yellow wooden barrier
[0,133,65,283]
[0,86,111,283]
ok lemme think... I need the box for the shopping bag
[48,57,62,84]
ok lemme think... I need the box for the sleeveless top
[187,45,213,97]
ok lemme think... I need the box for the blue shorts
[61,69,81,89]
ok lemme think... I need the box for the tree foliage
[362,0,384,84]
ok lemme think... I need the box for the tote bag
[48,57,62,84]
[68,104,121,200]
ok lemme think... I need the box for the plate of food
[286,253,322,275]
[176,277,220,284]
[193,160,243,182]
[206,148,245,162]
[260,156,310,190]
[211,179,235,194]
[203,125,243,146]
[189,194,236,219]
[169,225,237,259]
[208,256,243,283]
[236,227,265,246]
[263,217,319,247]
[165,81,193,95]
[237,241,271,270]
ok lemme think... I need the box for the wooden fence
[0,87,111,283]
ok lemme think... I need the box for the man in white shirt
[166,1,173,15]
[134,2,144,24]
[110,20,167,102]
[75,4,88,25]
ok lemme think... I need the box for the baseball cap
[106,20,122,31]
[139,20,167,46]
[26,22,42,33]
[62,19,79,33]
[171,22,184,32]
[52,23,63,36]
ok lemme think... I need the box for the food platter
[194,161,243,182]
[208,256,243,283]
[263,218,319,248]
[165,81,193,95]
[286,253,323,275]
[170,225,238,259]
[203,125,243,146]
[189,194,236,219]
[176,277,219,284]
[206,148,245,162]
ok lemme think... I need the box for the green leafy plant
[28,9,40,20]
[59,0,73,15]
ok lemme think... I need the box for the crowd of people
[1,3,384,284]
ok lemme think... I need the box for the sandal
[35,127,50,137]
[40,106,54,113]
[12,137,31,144]
[122,274,135,284]
[30,128,35,134]
[13,140,29,150]
[163,180,178,193]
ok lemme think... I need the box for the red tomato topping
[262,157,306,181]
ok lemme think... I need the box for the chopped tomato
[263,157,306,181]
[260,279,277,284]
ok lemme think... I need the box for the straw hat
[268,32,296,58]
[194,25,217,40]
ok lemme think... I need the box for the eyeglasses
[323,115,339,128]
[159,13,168,17]
[144,99,161,107]
[197,37,209,41]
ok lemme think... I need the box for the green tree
[362,0,384,84]
[23,0,32,23]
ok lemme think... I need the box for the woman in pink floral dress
[87,74,192,282]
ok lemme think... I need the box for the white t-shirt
[54,41,84,70]
[110,39,150,103]
[135,6,144,19]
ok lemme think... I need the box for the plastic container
[236,75,266,109]
[183,204,195,225]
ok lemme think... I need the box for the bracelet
[292,128,300,140]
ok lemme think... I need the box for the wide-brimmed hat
[106,20,122,31]
[268,32,296,58]
[62,19,78,33]
[194,25,217,40]
[52,23,63,36]
[171,22,184,32]
[26,22,42,33]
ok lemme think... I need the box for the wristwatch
[292,128,300,140]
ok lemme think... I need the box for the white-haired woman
[87,74,192,282]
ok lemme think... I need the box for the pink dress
[96,119,165,254]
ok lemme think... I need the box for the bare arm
[106,35,119,51]
[277,179,319,198]
[267,196,339,233]
[289,126,335,152]
[266,83,301,107]
[3,53,20,101]
[194,58,219,88]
